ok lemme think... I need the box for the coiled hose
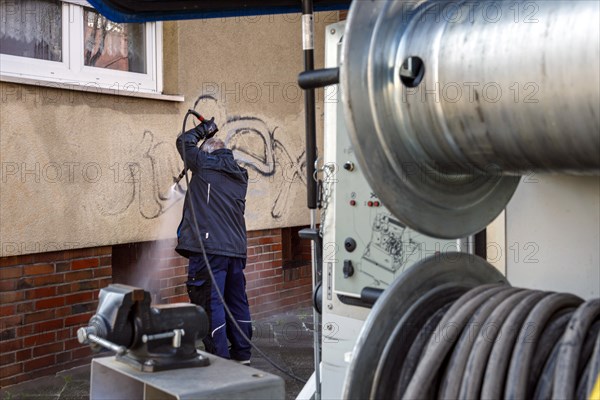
[342,253,600,399]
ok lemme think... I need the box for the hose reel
[342,253,600,399]
[341,0,600,239]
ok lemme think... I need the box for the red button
[374,201,380,207]
[367,201,373,207]
[350,200,356,206]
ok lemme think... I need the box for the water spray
[172,170,187,195]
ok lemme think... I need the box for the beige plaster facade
[0,12,337,256]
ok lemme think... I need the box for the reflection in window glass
[83,8,146,73]
[0,0,62,61]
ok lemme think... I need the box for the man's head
[201,138,225,153]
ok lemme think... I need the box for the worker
[175,121,252,365]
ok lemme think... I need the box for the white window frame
[0,1,163,94]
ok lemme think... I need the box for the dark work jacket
[175,129,248,259]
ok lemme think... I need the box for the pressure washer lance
[173,109,219,192]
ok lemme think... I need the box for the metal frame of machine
[77,1,600,399]
[325,2,600,398]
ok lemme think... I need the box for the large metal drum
[341,0,600,238]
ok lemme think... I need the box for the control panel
[319,21,459,400]
[322,24,457,301]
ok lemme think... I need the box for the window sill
[0,74,185,102]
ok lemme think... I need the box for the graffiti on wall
[98,94,306,220]
[97,130,182,219]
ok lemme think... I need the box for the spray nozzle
[187,109,204,122]
[174,169,186,184]
[172,169,187,195]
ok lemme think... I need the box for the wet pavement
[0,308,317,400]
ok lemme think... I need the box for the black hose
[373,284,468,398]
[360,280,600,400]
[587,333,600,398]
[580,320,600,377]
[394,303,452,399]
[481,291,549,398]
[578,357,593,400]
[458,289,531,399]
[403,285,509,398]
[505,292,583,399]
[552,299,600,399]
[528,308,575,391]
[438,287,522,399]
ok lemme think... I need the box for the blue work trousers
[186,254,252,361]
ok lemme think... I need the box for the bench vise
[77,284,210,372]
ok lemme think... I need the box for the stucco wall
[0,12,335,256]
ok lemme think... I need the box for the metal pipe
[298,67,340,89]
[309,208,321,400]
[302,0,321,394]
[142,329,185,348]
[303,0,318,210]
[142,331,176,342]
[86,332,127,355]
[360,287,384,306]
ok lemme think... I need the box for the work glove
[195,117,219,140]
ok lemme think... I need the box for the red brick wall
[246,228,313,319]
[110,228,313,319]
[0,227,313,388]
[111,240,189,304]
[0,248,111,388]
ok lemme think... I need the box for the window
[0,0,162,94]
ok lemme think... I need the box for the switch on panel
[343,260,355,278]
